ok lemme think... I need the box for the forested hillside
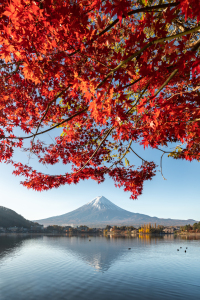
[0,206,34,228]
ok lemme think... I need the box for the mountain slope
[0,206,34,228]
[35,196,197,227]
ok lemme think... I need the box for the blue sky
[0,139,199,222]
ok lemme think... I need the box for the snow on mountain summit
[86,196,122,211]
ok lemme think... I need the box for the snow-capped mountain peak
[35,196,198,227]
[87,196,121,211]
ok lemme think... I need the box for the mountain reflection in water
[42,235,140,272]
[0,234,200,300]
[47,235,177,272]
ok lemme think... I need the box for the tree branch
[74,126,114,174]
[97,2,180,39]
[1,107,88,140]
[32,85,71,147]
[68,2,180,57]
[108,139,133,170]
[154,69,178,97]
[98,24,200,89]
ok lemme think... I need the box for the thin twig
[156,147,171,153]
[31,86,70,150]
[130,147,149,163]
[75,49,112,69]
[4,62,21,80]
[108,139,133,170]
[105,73,114,97]
[166,86,200,101]
[74,126,114,174]
[160,153,167,180]
[127,81,151,115]
[120,76,144,90]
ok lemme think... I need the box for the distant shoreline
[1,232,200,238]
[106,232,200,237]
[0,232,103,237]
[177,232,200,236]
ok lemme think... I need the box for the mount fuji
[35,196,197,227]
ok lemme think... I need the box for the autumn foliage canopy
[0,0,200,199]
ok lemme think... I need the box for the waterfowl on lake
[177,249,179,251]
[186,247,188,249]
[185,250,186,253]
[180,247,182,248]
[89,240,91,241]
[128,248,131,250]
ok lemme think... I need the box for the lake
[0,234,200,300]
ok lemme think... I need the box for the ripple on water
[0,235,200,300]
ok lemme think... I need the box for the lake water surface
[0,234,200,300]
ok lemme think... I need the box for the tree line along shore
[1,223,200,235]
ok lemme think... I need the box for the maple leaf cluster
[0,0,200,199]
